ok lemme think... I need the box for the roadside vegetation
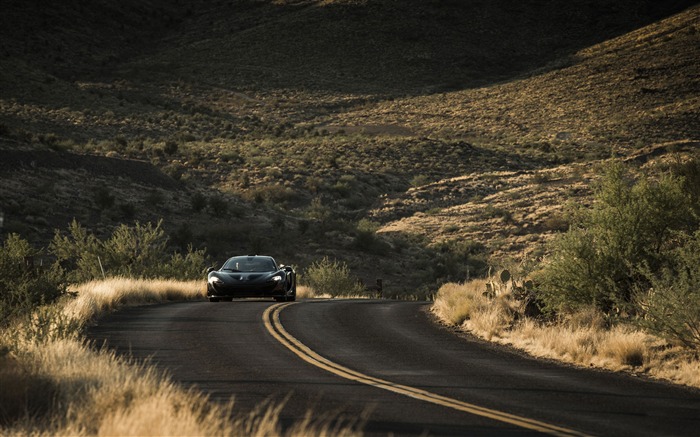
[433,158,700,388]
[0,225,362,435]
[303,257,369,298]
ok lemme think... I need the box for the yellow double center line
[263,302,590,437]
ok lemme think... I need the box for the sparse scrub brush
[190,192,207,212]
[304,257,365,297]
[50,219,207,282]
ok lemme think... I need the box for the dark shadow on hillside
[1,0,697,96]
[0,149,181,190]
[117,0,700,95]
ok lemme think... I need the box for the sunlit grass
[64,276,205,323]
[0,278,363,436]
[432,280,700,389]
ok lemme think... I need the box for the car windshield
[222,257,276,273]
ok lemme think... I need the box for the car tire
[209,297,220,302]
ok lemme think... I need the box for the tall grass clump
[431,280,488,325]
[304,257,366,297]
[432,278,520,340]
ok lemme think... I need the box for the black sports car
[206,255,296,302]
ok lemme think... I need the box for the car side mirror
[206,267,216,274]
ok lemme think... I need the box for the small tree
[103,221,168,278]
[0,234,66,326]
[535,162,696,315]
[50,220,104,282]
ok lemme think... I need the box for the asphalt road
[87,299,700,436]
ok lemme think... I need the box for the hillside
[0,0,698,294]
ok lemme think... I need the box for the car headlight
[272,275,283,282]
[208,277,224,286]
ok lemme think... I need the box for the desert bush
[50,220,207,282]
[635,231,700,349]
[208,196,229,217]
[535,162,697,315]
[163,139,179,155]
[159,244,208,279]
[144,190,166,208]
[410,174,430,187]
[304,197,332,222]
[0,234,67,327]
[665,154,700,209]
[2,304,83,353]
[431,239,489,284]
[190,192,207,212]
[352,219,390,255]
[304,257,365,297]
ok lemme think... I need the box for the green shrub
[410,174,430,187]
[304,257,365,297]
[50,220,207,282]
[634,231,700,349]
[0,234,67,327]
[159,244,209,279]
[352,219,390,255]
[431,239,489,284]
[208,196,228,217]
[535,162,697,315]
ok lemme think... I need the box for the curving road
[87,299,700,436]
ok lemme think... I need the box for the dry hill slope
[327,4,700,155]
[0,0,698,293]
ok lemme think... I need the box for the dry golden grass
[64,276,206,323]
[432,280,700,389]
[296,284,316,299]
[430,280,489,326]
[0,278,363,436]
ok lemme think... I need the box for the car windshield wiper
[221,268,240,272]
